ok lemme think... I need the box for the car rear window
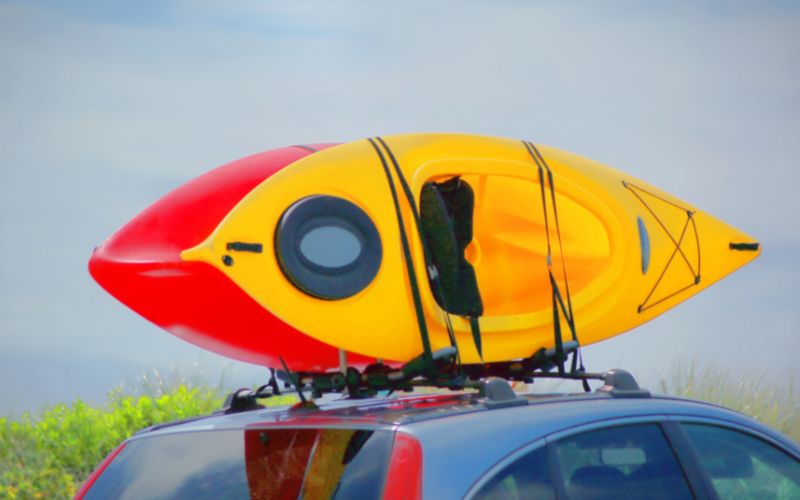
[84,428,394,499]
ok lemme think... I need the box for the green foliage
[0,374,295,500]
[0,384,222,499]
[659,362,800,443]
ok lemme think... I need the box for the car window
[472,445,556,500]
[553,423,693,500]
[682,423,800,500]
[83,428,393,500]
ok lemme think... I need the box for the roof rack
[219,344,650,413]
[220,388,266,414]
[595,369,651,398]
[475,369,649,410]
[479,377,528,409]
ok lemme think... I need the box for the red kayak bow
[89,144,381,371]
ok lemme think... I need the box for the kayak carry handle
[729,242,760,252]
[226,241,263,253]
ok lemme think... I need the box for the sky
[1,1,798,415]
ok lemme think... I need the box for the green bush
[0,381,294,499]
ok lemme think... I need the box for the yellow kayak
[182,133,760,364]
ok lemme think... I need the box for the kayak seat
[420,178,483,317]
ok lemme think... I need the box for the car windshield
[84,428,394,500]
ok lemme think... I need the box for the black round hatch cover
[275,195,382,300]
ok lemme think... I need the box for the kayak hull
[183,134,760,364]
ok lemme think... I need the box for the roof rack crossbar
[219,346,650,413]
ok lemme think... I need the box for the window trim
[661,421,720,500]
[547,439,569,500]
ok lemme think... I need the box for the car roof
[133,387,774,438]
[124,383,800,500]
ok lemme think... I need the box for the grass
[658,362,800,442]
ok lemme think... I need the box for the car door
[466,418,710,500]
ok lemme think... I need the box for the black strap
[374,138,472,364]
[523,140,586,378]
[368,138,435,369]
[469,316,483,362]
[534,144,587,380]
[524,140,565,374]
[549,275,565,375]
